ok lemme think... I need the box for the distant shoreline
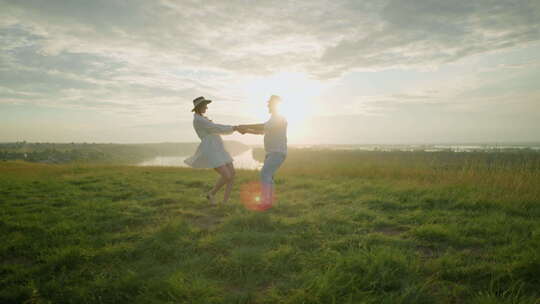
[1,141,539,146]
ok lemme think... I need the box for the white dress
[184,114,234,168]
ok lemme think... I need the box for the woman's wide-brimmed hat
[191,96,212,112]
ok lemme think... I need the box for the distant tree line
[0,141,249,164]
[0,149,106,163]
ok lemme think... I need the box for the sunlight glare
[243,72,325,129]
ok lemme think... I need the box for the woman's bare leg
[208,165,233,204]
[221,163,236,204]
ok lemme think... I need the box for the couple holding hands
[184,95,287,209]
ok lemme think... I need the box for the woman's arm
[196,117,234,135]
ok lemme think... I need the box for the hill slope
[1,151,539,303]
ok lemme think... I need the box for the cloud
[320,0,540,76]
[3,0,538,78]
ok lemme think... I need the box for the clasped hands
[233,125,250,135]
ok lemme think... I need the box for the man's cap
[268,95,282,104]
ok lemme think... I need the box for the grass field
[1,149,540,303]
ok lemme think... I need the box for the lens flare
[240,181,275,211]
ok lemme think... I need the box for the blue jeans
[260,152,286,205]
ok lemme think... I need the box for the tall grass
[1,150,539,303]
[254,149,540,205]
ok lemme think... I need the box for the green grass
[1,150,540,303]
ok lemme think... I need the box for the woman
[184,96,240,205]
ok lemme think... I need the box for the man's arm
[243,128,264,135]
[240,123,264,131]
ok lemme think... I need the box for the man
[239,95,287,209]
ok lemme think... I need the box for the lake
[138,149,262,170]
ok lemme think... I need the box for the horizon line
[2,141,540,146]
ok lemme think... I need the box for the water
[302,144,540,152]
[138,149,262,170]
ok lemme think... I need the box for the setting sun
[243,72,326,129]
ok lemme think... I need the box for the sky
[1,0,539,145]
